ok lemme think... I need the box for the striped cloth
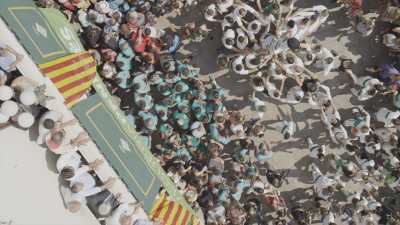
[39,52,96,107]
[150,192,202,225]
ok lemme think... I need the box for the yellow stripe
[157,201,171,221]
[151,193,167,216]
[62,80,93,99]
[55,66,96,88]
[39,52,87,69]
[176,208,190,225]
[46,57,94,78]
[166,203,179,225]
[66,98,81,108]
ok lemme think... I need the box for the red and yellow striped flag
[150,192,202,225]
[39,52,96,108]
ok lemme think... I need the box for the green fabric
[39,8,84,53]
[72,93,161,212]
[0,0,69,64]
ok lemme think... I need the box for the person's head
[287,38,300,50]
[119,214,133,225]
[250,57,260,66]
[287,20,295,28]
[67,200,82,213]
[392,118,400,126]
[286,55,295,64]
[225,38,234,46]
[144,27,152,36]
[306,52,313,61]
[43,119,55,130]
[226,15,234,24]
[71,182,84,193]
[238,8,246,17]
[325,57,333,64]
[51,131,65,145]
[302,18,310,25]
[367,88,377,96]
[238,36,245,43]
[206,8,215,16]
[273,90,280,98]
[235,64,243,72]
[283,132,290,140]
[61,166,75,179]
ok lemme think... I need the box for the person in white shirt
[57,150,83,174]
[313,45,335,76]
[264,75,286,100]
[205,4,219,22]
[344,107,371,143]
[271,108,296,140]
[62,177,115,213]
[37,110,76,145]
[236,28,249,50]
[0,43,24,81]
[306,137,326,160]
[231,55,257,75]
[216,0,234,14]
[375,107,400,127]
[280,85,304,104]
[106,201,149,225]
[346,71,384,101]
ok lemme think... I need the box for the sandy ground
[0,126,99,225]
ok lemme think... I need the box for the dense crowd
[2,0,400,224]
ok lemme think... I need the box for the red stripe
[58,72,95,93]
[42,53,91,73]
[50,61,96,83]
[181,210,190,225]
[152,194,167,219]
[64,88,89,105]
[171,205,183,225]
[162,202,175,223]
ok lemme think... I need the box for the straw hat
[20,90,37,106]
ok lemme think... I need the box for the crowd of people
[1,0,400,224]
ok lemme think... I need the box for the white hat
[1,100,19,117]
[0,112,10,123]
[191,121,205,138]
[391,157,400,167]
[95,1,111,14]
[20,90,37,106]
[17,112,34,128]
[0,85,14,101]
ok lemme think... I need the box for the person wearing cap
[306,137,326,161]
[37,110,77,145]
[61,177,116,213]
[344,106,371,142]
[46,129,91,155]
[0,43,24,85]
[137,110,158,131]
[346,70,385,101]
[375,107,400,128]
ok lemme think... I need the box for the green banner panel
[72,94,161,212]
[0,0,67,64]
[39,8,84,53]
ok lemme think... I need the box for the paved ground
[161,0,394,223]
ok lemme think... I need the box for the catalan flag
[39,52,96,108]
[150,192,203,225]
